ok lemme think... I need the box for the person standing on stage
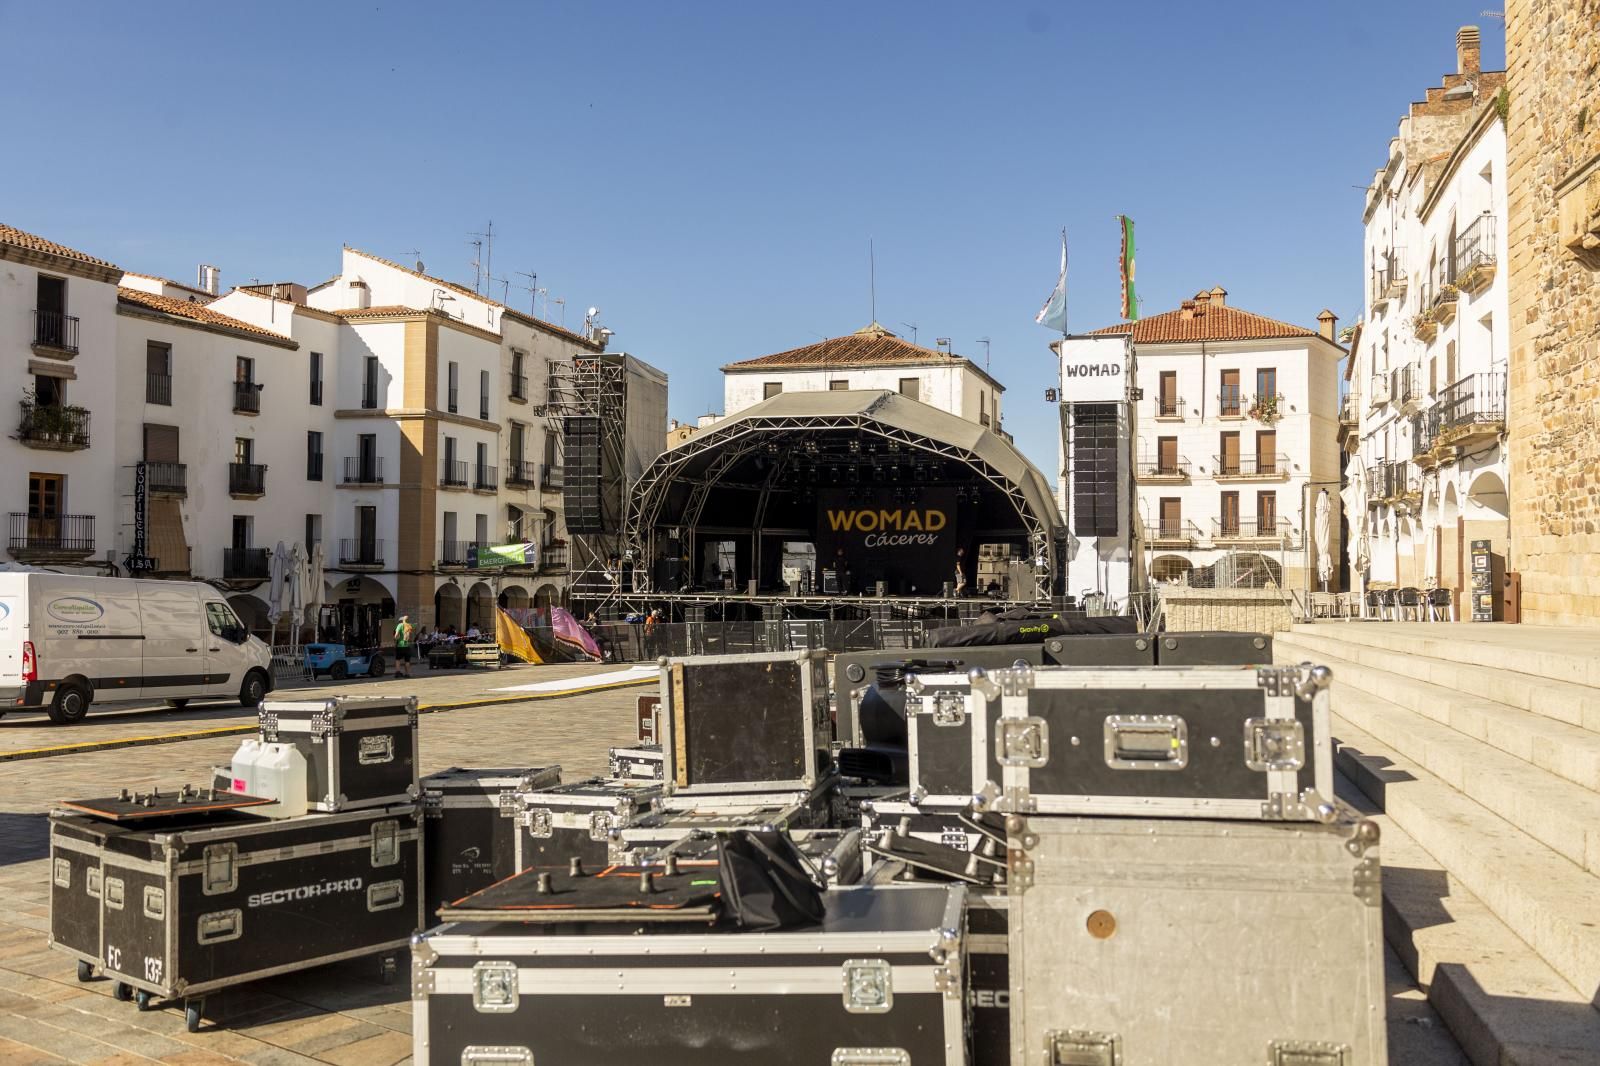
[954,548,968,596]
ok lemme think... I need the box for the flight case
[1006,806,1385,1064]
[904,671,1001,808]
[422,766,562,918]
[411,884,969,1066]
[1152,630,1273,666]
[257,696,420,811]
[988,663,1335,820]
[49,803,423,1030]
[832,646,1043,748]
[511,777,663,872]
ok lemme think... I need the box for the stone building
[1505,0,1600,624]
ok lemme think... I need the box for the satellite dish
[587,306,600,318]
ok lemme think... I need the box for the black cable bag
[716,829,826,931]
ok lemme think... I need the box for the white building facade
[1081,290,1346,593]
[1346,28,1509,610]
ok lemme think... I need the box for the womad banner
[815,488,961,595]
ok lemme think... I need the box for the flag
[1034,229,1068,333]
[495,607,543,664]
[1118,215,1138,321]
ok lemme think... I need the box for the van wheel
[238,671,267,709]
[48,683,90,725]
[368,656,386,678]
[330,661,349,681]
[165,699,189,709]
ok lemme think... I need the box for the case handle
[1103,715,1189,771]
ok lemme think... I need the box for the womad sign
[816,488,961,594]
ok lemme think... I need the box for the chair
[1379,588,1400,621]
[1397,587,1424,621]
[1364,590,1384,620]
[1427,587,1456,622]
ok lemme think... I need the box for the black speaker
[562,416,605,533]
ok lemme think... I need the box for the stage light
[848,440,861,454]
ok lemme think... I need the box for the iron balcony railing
[1217,388,1242,416]
[1143,520,1203,544]
[506,459,538,487]
[1374,459,1418,501]
[474,464,498,491]
[1136,456,1191,479]
[222,547,270,580]
[1433,371,1507,436]
[1455,214,1497,278]
[1213,453,1288,477]
[1394,364,1422,406]
[441,459,469,487]
[339,539,384,567]
[344,456,384,484]
[146,372,172,405]
[510,373,529,401]
[1410,414,1433,457]
[233,381,262,414]
[9,512,94,553]
[33,310,79,353]
[438,540,481,567]
[145,461,186,495]
[541,464,564,491]
[1155,397,1184,418]
[540,543,568,571]
[17,402,90,448]
[1212,516,1292,541]
[228,462,267,496]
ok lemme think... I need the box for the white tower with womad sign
[1053,333,1137,608]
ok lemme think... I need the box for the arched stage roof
[626,389,1060,565]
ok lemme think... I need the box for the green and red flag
[1118,215,1138,321]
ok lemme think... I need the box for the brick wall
[1505,0,1600,624]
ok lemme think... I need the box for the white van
[0,574,275,724]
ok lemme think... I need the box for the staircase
[1275,622,1600,1065]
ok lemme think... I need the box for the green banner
[470,542,536,569]
[1119,215,1138,321]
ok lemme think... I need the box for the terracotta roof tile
[122,271,215,298]
[329,304,422,319]
[344,247,601,349]
[723,323,1002,390]
[1085,302,1322,344]
[0,223,118,270]
[117,287,294,344]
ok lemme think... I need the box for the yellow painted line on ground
[0,675,655,763]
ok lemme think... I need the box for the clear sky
[0,1,1504,472]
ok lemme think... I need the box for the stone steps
[1285,623,1600,734]
[1280,631,1600,791]
[1278,638,1600,874]
[1335,773,1600,1065]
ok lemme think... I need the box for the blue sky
[0,1,1504,470]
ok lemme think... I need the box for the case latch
[521,807,553,838]
[841,958,892,1014]
[1045,1028,1122,1065]
[1244,718,1305,771]
[997,717,1049,767]
[370,820,399,867]
[472,961,520,1013]
[358,734,394,765]
[831,1051,909,1066]
[203,843,238,895]
[1268,1039,1350,1065]
[588,812,615,842]
[929,692,967,727]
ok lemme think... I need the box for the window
[1220,491,1240,536]
[980,392,989,427]
[1157,436,1178,474]
[1219,369,1240,415]
[476,513,489,545]
[510,422,525,463]
[1446,340,1458,387]
[1255,430,1276,475]
[1256,367,1277,400]
[36,275,65,315]
[309,352,323,405]
[34,374,63,407]
[1070,404,1119,537]
[358,432,378,481]
[763,382,783,399]
[898,377,920,401]
[235,356,254,385]
[235,437,253,465]
[444,436,457,466]
[1219,431,1240,475]
[443,511,458,549]
[543,431,558,468]
[356,505,377,551]
[306,431,323,481]
[35,276,67,348]
[231,515,251,550]
[305,514,321,550]
[479,370,490,420]
[146,342,172,406]
[1158,371,1178,415]
[143,424,179,463]
[447,361,459,413]
[1257,491,1277,531]
[206,602,240,638]
[829,379,849,391]
[362,356,380,409]
[29,472,63,519]
[1159,497,1182,537]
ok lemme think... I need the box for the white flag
[1035,230,1068,333]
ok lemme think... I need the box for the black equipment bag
[929,612,1137,647]
[716,830,825,931]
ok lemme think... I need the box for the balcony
[233,381,262,415]
[32,311,79,356]
[1431,281,1460,324]
[17,402,90,451]
[473,464,498,491]
[228,462,267,498]
[1375,459,1421,509]
[1396,365,1423,415]
[1217,389,1243,418]
[541,464,564,491]
[8,513,94,561]
[506,459,538,487]
[1154,398,1185,421]
[1431,372,1507,451]
[539,543,568,573]
[440,459,469,488]
[1214,453,1289,480]
[343,456,385,484]
[146,372,172,406]
[1339,393,1360,427]
[1455,214,1498,293]
[438,540,480,568]
[222,547,270,581]
[510,373,529,402]
[1143,521,1203,548]
[146,461,186,496]
[1135,456,1191,482]
[339,539,385,568]
[1212,517,1293,545]
[1409,413,1438,469]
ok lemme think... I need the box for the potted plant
[1409,311,1437,340]
[1433,283,1460,323]
[1247,393,1283,425]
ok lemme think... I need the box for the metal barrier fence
[586,618,967,662]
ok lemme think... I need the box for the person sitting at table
[466,623,482,641]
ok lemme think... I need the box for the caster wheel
[185,1000,203,1033]
[76,960,93,982]
[135,989,153,1011]
[113,982,132,1002]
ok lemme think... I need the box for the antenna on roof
[400,250,423,273]
[469,222,494,295]
[977,337,991,370]
[468,237,483,293]
[514,270,539,314]
[552,296,566,330]
[869,238,877,324]
[900,322,918,345]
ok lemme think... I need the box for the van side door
[203,601,250,695]
[134,581,209,701]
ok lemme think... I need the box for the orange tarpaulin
[496,608,543,664]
